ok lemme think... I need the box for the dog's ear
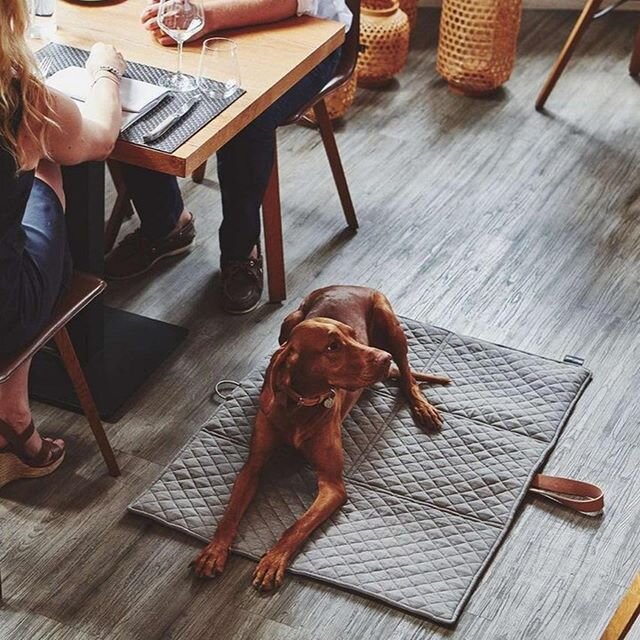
[262,344,298,415]
[278,310,305,345]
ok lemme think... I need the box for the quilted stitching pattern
[351,408,547,525]
[129,320,590,624]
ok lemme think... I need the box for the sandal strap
[0,418,35,455]
[28,437,65,468]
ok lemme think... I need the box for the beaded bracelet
[91,73,121,89]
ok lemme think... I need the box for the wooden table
[30,0,344,419]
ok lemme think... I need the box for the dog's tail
[387,365,451,385]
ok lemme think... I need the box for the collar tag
[323,393,335,409]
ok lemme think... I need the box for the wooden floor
[2,9,640,639]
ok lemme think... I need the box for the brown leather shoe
[221,249,264,314]
[105,214,196,280]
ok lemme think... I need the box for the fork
[39,57,53,78]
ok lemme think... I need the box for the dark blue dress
[0,104,71,355]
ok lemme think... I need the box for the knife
[142,95,201,143]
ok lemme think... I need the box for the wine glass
[198,38,241,99]
[157,0,205,92]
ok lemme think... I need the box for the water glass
[28,0,57,41]
[198,38,241,99]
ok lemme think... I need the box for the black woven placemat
[37,42,245,153]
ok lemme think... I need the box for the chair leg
[53,327,120,477]
[261,143,286,303]
[192,161,207,184]
[600,573,640,640]
[535,0,604,111]
[630,26,640,76]
[313,99,359,230]
[105,161,135,254]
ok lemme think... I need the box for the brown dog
[193,286,450,590]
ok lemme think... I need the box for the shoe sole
[105,242,195,281]
[0,451,65,489]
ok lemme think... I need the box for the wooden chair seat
[0,271,120,477]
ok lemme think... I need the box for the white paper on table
[46,66,170,131]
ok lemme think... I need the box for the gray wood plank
[2,8,639,640]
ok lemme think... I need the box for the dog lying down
[193,285,451,590]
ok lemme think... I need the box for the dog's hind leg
[369,293,444,430]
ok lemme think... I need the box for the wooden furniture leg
[601,574,640,640]
[629,26,640,76]
[535,0,605,111]
[105,161,135,254]
[261,143,286,303]
[53,327,121,477]
[313,99,359,231]
[192,161,207,184]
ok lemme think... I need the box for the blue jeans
[118,49,340,264]
[0,179,72,355]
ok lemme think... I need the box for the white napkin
[46,66,170,131]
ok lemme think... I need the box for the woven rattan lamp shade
[436,0,523,96]
[305,71,358,123]
[399,0,418,31]
[365,0,417,30]
[357,0,410,87]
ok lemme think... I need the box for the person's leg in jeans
[0,161,69,473]
[104,165,195,279]
[218,49,340,313]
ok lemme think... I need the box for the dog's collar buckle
[287,387,336,409]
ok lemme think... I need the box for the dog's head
[262,318,392,414]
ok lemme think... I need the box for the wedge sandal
[0,419,65,489]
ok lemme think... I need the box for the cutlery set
[39,55,203,144]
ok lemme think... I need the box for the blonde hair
[0,0,55,169]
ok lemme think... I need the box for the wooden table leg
[536,0,605,111]
[601,574,640,640]
[192,161,207,184]
[261,142,286,303]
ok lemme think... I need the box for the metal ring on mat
[594,0,631,19]
[214,380,241,401]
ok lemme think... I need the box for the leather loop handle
[529,474,604,513]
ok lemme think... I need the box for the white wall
[420,0,640,9]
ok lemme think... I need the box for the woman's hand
[141,0,212,46]
[85,43,126,79]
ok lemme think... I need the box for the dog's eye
[327,341,341,352]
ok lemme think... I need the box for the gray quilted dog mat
[129,318,591,625]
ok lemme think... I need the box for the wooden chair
[0,271,120,478]
[105,0,361,302]
[260,0,361,302]
[600,573,640,640]
[536,0,640,111]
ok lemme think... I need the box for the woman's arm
[142,0,298,46]
[44,43,126,165]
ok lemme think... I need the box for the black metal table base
[30,306,188,421]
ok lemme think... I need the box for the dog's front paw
[193,540,229,578]
[252,546,292,592]
[412,398,444,431]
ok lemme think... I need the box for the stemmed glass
[157,0,205,92]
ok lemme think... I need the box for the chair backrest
[338,0,362,80]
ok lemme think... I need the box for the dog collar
[285,387,336,409]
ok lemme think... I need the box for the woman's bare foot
[0,411,65,463]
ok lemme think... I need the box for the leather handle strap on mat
[529,474,604,513]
